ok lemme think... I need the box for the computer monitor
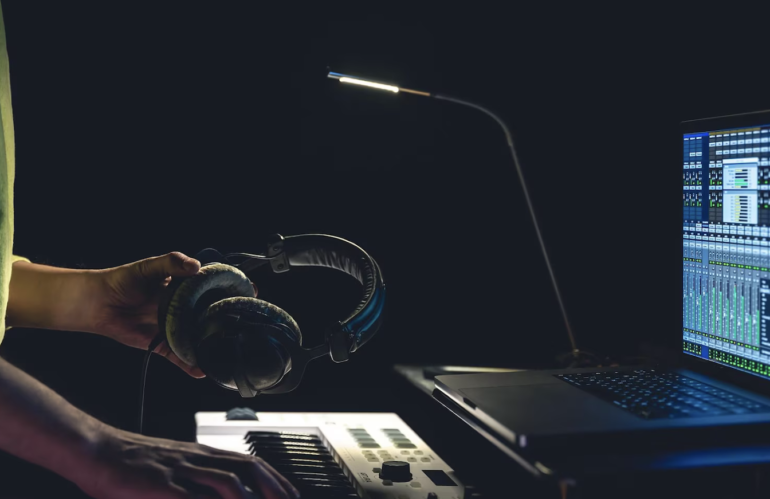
[682,110,770,380]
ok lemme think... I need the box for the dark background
[0,0,769,453]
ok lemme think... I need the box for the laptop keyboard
[556,369,770,419]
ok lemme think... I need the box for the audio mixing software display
[683,123,770,378]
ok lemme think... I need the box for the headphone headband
[205,233,386,362]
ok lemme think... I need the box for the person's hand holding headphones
[87,251,223,378]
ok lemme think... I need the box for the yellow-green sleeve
[11,254,28,264]
[3,256,29,332]
[0,3,19,341]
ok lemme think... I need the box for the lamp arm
[432,93,579,357]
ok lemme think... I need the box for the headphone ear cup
[199,296,302,345]
[161,263,255,367]
[195,297,302,392]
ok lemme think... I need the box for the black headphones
[156,233,386,397]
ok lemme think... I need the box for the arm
[0,258,298,498]
[0,355,298,498]
[5,260,100,332]
[0,355,104,482]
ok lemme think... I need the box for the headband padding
[284,235,379,322]
[163,264,255,366]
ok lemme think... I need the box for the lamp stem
[431,93,579,357]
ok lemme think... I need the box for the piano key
[249,444,331,456]
[245,434,323,445]
[245,431,321,441]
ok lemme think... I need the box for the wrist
[52,418,114,489]
[6,261,105,332]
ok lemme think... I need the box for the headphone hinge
[267,233,290,273]
[327,323,351,363]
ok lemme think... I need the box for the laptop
[435,109,770,453]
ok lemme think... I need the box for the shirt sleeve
[4,255,29,330]
[11,254,28,264]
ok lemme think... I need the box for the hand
[72,426,300,499]
[89,252,257,378]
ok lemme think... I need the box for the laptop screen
[683,118,770,379]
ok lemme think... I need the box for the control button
[407,457,417,463]
[381,455,394,461]
[400,450,411,455]
[373,467,381,473]
[382,428,401,432]
[367,457,380,462]
[396,443,417,449]
[356,438,377,443]
[414,450,424,455]
[225,407,258,420]
[410,481,422,488]
[382,480,393,486]
[427,493,438,499]
[380,461,413,482]
[420,457,431,462]
[359,443,380,448]
[377,450,390,454]
[391,438,411,443]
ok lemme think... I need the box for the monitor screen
[683,121,770,378]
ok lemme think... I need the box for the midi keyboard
[195,411,475,499]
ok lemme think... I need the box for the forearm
[5,261,101,332]
[0,356,106,481]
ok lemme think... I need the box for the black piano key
[269,463,344,473]
[244,430,360,498]
[251,452,334,462]
[257,458,334,466]
[281,471,348,479]
[247,438,324,449]
[249,445,329,456]
[245,431,322,443]
[247,439,326,448]
[291,476,351,486]
[249,439,323,449]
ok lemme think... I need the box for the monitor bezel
[680,109,770,396]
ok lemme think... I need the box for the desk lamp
[327,70,592,366]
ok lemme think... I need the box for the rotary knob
[380,460,412,482]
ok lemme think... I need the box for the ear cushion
[198,296,302,345]
[162,263,255,366]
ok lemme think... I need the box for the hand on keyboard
[72,426,300,499]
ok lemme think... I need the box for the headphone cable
[139,333,166,434]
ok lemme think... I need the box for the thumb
[137,251,201,280]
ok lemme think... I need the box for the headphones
[156,233,386,397]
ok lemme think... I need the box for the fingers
[138,252,201,281]
[174,465,253,499]
[165,352,206,378]
[245,458,296,499]
[154,339,206,378]
[188,454,297,499]
[250,458,299,499]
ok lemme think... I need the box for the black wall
[0,2,769,440]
